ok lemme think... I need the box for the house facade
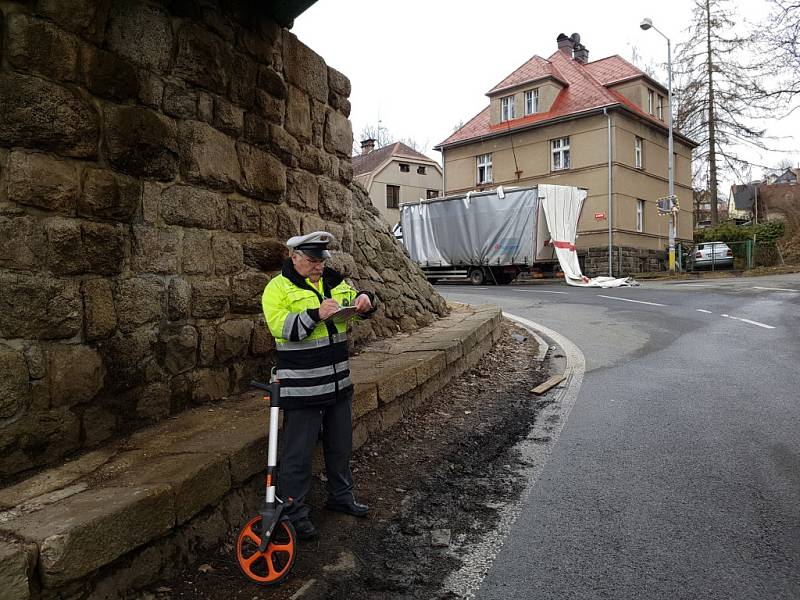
[353,140,443,227]
[435,33,697,275]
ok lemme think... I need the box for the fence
[677,239,782,272]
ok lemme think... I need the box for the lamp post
[640,17,676,272]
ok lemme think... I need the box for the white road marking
[597,294,667,307]
[696,309,713,313]
[753,286,800,293]
[720,314,776,329]
[512,289,569,294]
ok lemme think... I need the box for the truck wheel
[469,268,485,285]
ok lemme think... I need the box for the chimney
[556,33,574,55]
[360,138,376,155]
[573,42,589,64]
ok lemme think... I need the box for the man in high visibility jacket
[261,231,377,540]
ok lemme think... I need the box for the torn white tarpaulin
[538,184,639,288]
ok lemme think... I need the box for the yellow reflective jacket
[261,260,376,409]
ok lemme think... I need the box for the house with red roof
[435,33,698,275]
[352,139,443,227]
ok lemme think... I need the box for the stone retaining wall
[0,1,448,479]
[0,304,501,600]
[581,245,665,277]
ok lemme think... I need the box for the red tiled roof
[438,51,679,149]
[487,55,567,94]
[352,141,436,176]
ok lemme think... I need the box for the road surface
[437,274,800,600]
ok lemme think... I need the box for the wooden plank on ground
[530,373,566,395]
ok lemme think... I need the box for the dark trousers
[279,387,354,523]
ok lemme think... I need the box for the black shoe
[293,517,317,540]
[325,499,369,517]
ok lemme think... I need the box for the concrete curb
[0,304,503,599]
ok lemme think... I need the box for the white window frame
[501,95,515,121]
[635,137,643,169]
[648,90,654,115]
[524,89,539,115]
[636,199,644,232]
[657,95,664,120]
[477,153,493,184]
[551,137,570,171]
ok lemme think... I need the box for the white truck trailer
[399,184,586,285]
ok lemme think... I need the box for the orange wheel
[236,516,297,585]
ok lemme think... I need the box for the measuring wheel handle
[235,379,297,585]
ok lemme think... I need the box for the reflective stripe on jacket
[262,260,368,409]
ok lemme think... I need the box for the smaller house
[353,140,443,227]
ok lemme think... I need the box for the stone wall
[581,245,665,277]
[0,0,447,480]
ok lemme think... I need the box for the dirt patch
[149,321,552,600]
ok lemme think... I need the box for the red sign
[594,212,606,220]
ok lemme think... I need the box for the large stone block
[213,97,244,137]
[187,368,229,404]
[318,177,351,221]
[7,151,78,215]
[325,110,354,157]
[282,32,328,103]
[80,45,139,101]
[0,73,99,158]
[191,280,230,318]
[159,324,198,375]
[0,273,82,339]
[7,14,79,82]
[45,218,126,275]
[82,278,117,341]
[212,233,244,275]
[104,105,178,180]
[284,85,312,143]
[181,229,213,275]
[231,270,269,313]
[131,226,180,274]
[82,404,117,446]
[136,382,170,421]
[0,539,35,600]
[0,344,28,419]
[160,185,227,230]
[173,23,233,95]
[0,486,174,587]
[242,237,288,271]
[250,319,275,355]
[36,0,106,38]
[178,121,241,191]
[47,344,105,408]
[255,89,285,124]
[229,52,257,108]
[268,124,301,166]
[227,197,261,233]
[286,169,319,212]
[236,144,286,200]
[79,168,140,221]
[167,277,191,321]
[0,216,46,270]
[106,0,173,72]
[243,112,269,145]
[115,278,165,333]
[215,319,253,363]
[260,204,301,239]
[256,65,287,99]
[162,82,198,119]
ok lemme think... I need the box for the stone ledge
[0,303,501,597]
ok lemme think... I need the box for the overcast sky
[293,0,799,192]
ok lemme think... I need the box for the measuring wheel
[236,515,297,585]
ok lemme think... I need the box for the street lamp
[640,17,676,272]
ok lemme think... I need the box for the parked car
[691,241,734,269]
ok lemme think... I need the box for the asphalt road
[436,274,800,600]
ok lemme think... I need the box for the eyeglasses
[297,252,325,265]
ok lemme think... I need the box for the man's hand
[319,299,340,320]
[354,294,373,314]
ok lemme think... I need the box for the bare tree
[352,122,424,156]
[760,0,800,102]
[674,0,782,224]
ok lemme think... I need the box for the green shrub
[694,220,785,245]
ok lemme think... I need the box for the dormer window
[501,95,515,121]
[525,89,539,115]
[648,90,654,115]
[657,95,664,120]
